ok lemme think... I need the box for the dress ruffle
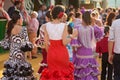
[74,58,100,80]
[40,62,74,80]
[74,58,99,68]
[70,39,80,47]
[1,59,35,80]
[93,25,103,40]
[75,75,98,80]
[38,49,47,74]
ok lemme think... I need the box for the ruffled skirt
[41,63,74,80]
[1,58,35,80]
[40,40,74,80]
[74,47,100,80]
[38,49,47,74]
[70,38,80,47]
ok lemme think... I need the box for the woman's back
[10,27,27,45]
[41,22,74,79]
[9,27,29,59]
[46,22,65,40]
[78,25,93,48]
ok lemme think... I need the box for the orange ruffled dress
[40,22,74,80]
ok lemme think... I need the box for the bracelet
[67,35,71,38]
[67,35,72,39]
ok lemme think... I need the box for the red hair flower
[58,12,64,18]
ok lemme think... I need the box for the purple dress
[71,19,82,63]
[74,25,102,80]
[70,25,80,63]
[73,18,82,27]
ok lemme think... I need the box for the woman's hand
[108,54,113,64]
[0,0,4,8]
[0,0,4,12]
[0,1,11,20]
[0,7,3,12]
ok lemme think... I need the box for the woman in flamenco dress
[40,6,74,80]
[0,1,35,79]
[73,11,102,80]
[0,11,35,80]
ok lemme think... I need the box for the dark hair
[69,8,74,12]
[75,12,81,18]
[104,26,110,35]
[112,8,116,13]
[14,1,21,6]
[68,24,73,34]
[118,9,120,14]
[45,11,52,21]
[91,12,96,17]
[67,12,74,21]
[97,8,101,12]
[82,11,91,25]
[39,5,43,8]
[51,6,64,19]
[106,12,116,26]
[7,11,21,38]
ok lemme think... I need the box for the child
[73,12,82,26]
[66,22,74,61]
[96,26,113,80]
[61,13,73,61]
[70,12,82,63]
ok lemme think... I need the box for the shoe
[32,56,37,59]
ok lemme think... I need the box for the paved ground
[0,52,101,80]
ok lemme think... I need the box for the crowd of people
[0,0,120,80]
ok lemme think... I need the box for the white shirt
[46,22,65,40]
[108,19,120,53]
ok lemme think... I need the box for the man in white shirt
[108,19,120,80]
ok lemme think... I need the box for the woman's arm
[23,9,31,24]
[44,26,49,52]
[62,25,78,46]
[0,1,11,21]
[93,26,103,41]
[20,1,31,24]
[72,29,78,38]
[62,25,70,45]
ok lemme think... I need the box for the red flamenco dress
[40,22,74,80]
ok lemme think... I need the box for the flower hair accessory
[58,12,64,18]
